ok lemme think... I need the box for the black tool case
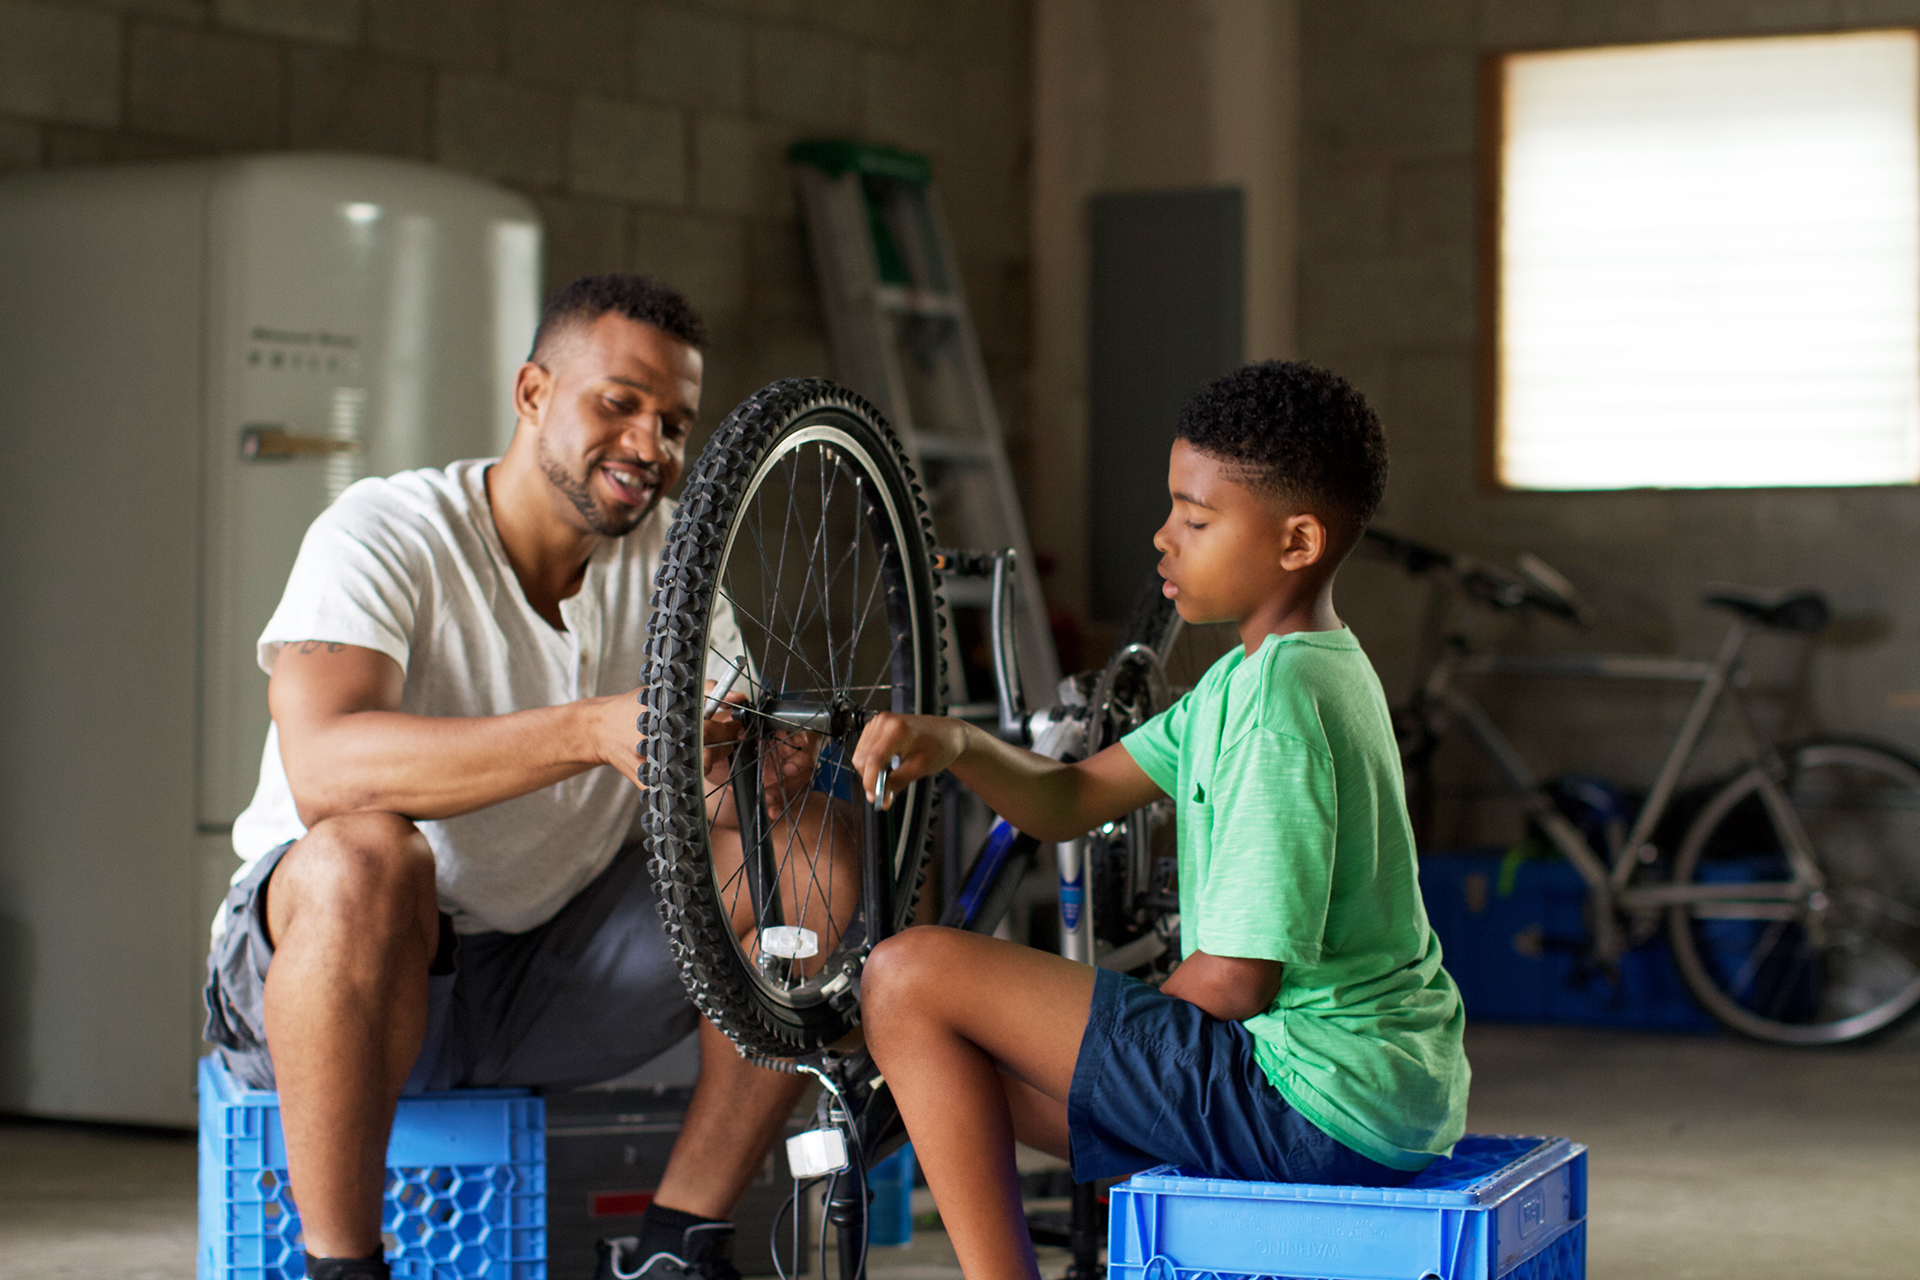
[545,1085,809,1278]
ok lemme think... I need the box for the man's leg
[262,812,440,1260]
[862,927,1097,1280]
[654,789,839,1217]
[651,1018,808,1217]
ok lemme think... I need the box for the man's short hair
[528,273,707,363]
[1176,360,1388,533]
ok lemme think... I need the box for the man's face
[1151,439,1296,626]
[524,313,703,537]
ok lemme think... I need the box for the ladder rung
[874,284,961,318]
[911,433,996,466]
[941,578,994,607]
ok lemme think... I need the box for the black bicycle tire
[640,378,945,1058]
[1117,571,1183,656]
[1092,573,1225,957]
[1667,737,1920,1046]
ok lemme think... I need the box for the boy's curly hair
[1176,360,1388,533]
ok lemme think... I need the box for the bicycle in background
[1371,529,1920,1046]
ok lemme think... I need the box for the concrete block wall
[0,0,1034,452]
[1300,0,1920,845]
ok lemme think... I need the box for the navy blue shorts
[1065,967,1417,1187]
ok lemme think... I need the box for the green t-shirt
[1121,628,1469,1170]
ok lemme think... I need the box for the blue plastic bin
[1107,1135,1586,1280]
[1420,849,1718,1033]
[198,1055,547,1280]
[867,1143,917,1247]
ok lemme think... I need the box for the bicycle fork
[1053,840,1103,1280]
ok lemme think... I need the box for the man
[204,275,804,1280]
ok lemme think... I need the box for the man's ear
[512,360,551,426]
[1277,512,1329,571]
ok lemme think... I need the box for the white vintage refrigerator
[0,154,541,1125]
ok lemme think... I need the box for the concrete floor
[4,1022,1917,1280]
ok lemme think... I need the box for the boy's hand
[852,713,972,808]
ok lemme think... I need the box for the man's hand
[583,685,649,788]
[701,680,824,826]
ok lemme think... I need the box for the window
[1493,30,1920,490]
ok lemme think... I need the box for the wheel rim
[1671,743,1920,1043]
[698,413,936,1016]
[1095,591,1241,955]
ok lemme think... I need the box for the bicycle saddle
[1700,587,1829,633]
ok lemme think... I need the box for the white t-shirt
[229,458,740,935]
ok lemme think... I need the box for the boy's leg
[863,927,1098,1280]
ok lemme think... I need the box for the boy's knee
[862,926,956,1017]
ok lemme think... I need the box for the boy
[851,361,1469,1280]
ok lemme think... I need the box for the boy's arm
[1160,951,1283,1022]
[852,713,1164,841]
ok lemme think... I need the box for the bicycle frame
[779,552,1086,1280]
[1420,616,1824,962]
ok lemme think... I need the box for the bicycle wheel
[641,378,944,1058]
[1115,573,1243,698]
[1087,577,1243,960]
[1668,738,1920,1045]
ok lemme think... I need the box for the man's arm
[851,713,1164,841]
[269,641,644,827]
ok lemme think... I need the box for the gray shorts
[203,838,698,1093]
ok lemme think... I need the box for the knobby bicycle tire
[640,378,945,1058]
[1668,737,1920,1046]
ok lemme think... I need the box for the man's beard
[540,441,658,537]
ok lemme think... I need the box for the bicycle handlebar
[1361,528,1593,627]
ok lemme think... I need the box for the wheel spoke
[644,391,936,1055]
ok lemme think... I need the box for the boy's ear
[1277,511,1329,572]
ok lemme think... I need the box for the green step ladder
[790,140,1062,720]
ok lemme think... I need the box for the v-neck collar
[469,461,607,639]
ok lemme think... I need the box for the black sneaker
[594,1223,740,1280]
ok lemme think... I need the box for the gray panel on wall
[1089,186,1244,621]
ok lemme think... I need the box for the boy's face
[1152,439,1326,626]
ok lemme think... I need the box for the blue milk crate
[1420,849,1718,1033]
[1108,1135,1586,1280]
[198,1055,547,1280]
[867,1143,917,1247]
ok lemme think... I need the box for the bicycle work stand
[944,547,1113,1280]
[774,763,913,1280]
[796,1004,909,1280]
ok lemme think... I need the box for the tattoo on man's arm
[296,640,348,655]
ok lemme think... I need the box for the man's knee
[268,812,436,946]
